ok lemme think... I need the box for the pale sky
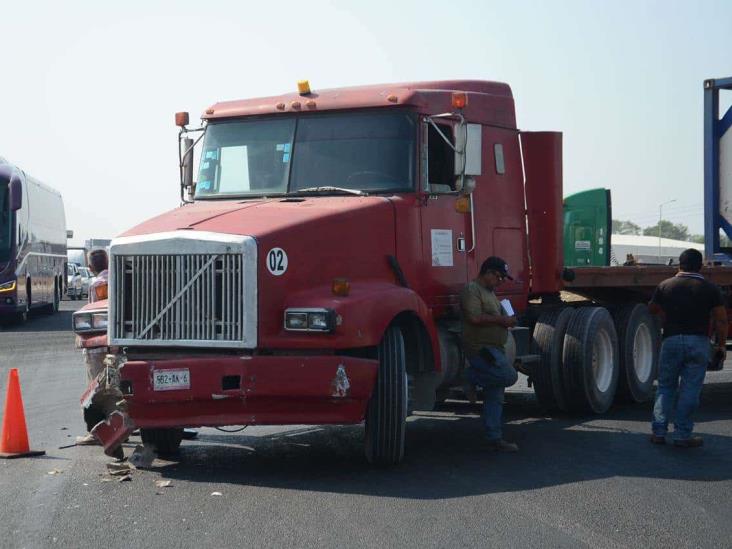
[2,0,731,245]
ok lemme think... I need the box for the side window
[494,143,505,175]
[427,123,455,193]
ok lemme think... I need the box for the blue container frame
[704,77,732,259]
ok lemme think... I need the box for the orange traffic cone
[0,369,45,458]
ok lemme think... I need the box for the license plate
[153,369,190,391]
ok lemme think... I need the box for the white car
[66,263,83,300]
[78,267,93,298]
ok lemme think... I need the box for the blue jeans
[652,334,709,440]
[467,347,518,440]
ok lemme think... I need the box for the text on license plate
[153,369,190,391]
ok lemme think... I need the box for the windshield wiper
[293,186,366,196]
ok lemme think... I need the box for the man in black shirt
[648,249,727,447]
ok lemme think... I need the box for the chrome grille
[112,253,245,345]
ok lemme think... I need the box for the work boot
[486,439,519,453]
[513,360,531,377]
[649,434,666,445]
[673,436,704,448]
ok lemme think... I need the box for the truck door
[418,119,469,316]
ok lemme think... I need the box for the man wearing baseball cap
[461,256,519,452]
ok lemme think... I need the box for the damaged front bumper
[93,354,378,457]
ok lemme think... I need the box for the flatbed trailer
[565,265,732,294]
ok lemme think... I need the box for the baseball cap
[481,256,513,280]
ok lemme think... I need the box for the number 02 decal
[266,247,288,276]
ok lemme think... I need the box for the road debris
[118,474,132,482]
[128,444,156,469]
[155,480,173,488]
[211,491,223,496]
[106,462,133,476]
[47,469,63,475]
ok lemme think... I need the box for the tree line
[612,219,705,244]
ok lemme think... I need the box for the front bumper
[0,299,23,315]
[122,354,378,428]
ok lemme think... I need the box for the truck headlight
[73,313,92,331]
[73,310,108,333]
[284,308,335,332]
[92,313,108,330]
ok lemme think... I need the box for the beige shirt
[460,280,508,356]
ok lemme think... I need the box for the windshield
[195,111,415,198]
[0,183,11,262]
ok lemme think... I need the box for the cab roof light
[452,91,468,109]
[298,80,311,95]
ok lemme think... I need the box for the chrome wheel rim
[632,323,653,383]
[592,328,614,393]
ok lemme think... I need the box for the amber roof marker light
[298,80,311,95]
[451,92,468,109]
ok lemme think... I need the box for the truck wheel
[613,303,660,403]
[531,307,574,411]
[365,325,407,466]
[141,428,184,456]
[563,307,619,414]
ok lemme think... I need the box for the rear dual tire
[531,308,574,411]
[532,306,621,414]
[563,307,620,414]
[613,304,660,403]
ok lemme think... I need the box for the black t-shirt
[650,273,724,338]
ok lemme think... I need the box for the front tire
[141,428,184,456]
[563,307,619,414]
[365,326,407,466]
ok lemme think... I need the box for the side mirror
[9,178,22,211]
[456,176,476,195]
[181,137,194,196]
[454,123,482,177]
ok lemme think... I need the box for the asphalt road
[1,301,732,548]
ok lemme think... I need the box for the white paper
[431,229,453,267]
[500,299,515,317]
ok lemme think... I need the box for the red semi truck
[73,80,732,464]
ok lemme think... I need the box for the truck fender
[283,282,442,371]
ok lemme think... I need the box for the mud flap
[91,411,135,457]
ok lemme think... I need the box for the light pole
[658,199,676,262]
